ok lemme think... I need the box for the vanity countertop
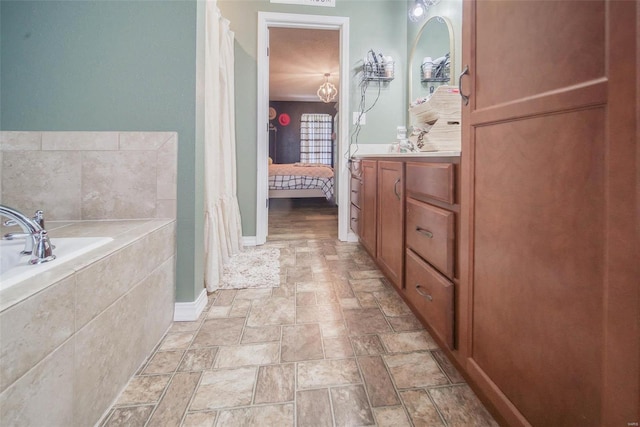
[352,150,460,159]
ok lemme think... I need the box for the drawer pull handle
[393,178,401,200]
[351,190,358,193]
[415,284,433,301]
[351,217,358,221]
[416,227,433,238]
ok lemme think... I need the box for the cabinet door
[460,2,638,426]
[359,160,377,257]
[376,161,404,289]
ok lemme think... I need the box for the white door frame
[256,12,351,244]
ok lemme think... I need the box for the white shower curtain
[204,0,244,292]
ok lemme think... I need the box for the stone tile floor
[100,199,498,426]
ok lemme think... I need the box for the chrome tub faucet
[0,205,55,264]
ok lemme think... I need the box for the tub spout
[0,205,55,263]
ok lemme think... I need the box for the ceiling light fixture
[408,0,441,22]
[317,73,337,103]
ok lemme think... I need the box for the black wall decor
[269,101,336,164]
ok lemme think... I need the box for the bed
[268,162,334,201]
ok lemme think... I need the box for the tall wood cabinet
[460,1,639,426]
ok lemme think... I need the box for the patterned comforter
[268,163,334,200]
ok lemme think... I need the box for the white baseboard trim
[173,288,208,321]
[346,231,359,243]
[242,236,258,247]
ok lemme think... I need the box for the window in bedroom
[300,113,333,166]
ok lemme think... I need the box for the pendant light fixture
[317,73,337,103]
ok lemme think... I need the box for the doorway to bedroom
[256,13,351,245]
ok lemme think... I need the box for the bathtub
[0,219,176,427]
[0,236,113,291]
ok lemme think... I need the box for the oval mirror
[408,16,455,106]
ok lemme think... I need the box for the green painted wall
[218,0,408,236]
[0,0,417,303]
[0,0,204,302]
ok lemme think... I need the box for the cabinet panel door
[460,1,638,426]
[376,161,404,289]
[360,160,377,257]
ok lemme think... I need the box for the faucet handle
[29,230,56,265]
[33,210,45,229]
[3,219,18,227]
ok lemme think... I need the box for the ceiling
[269,27,340,103]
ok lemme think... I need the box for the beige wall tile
[74,256,174,427]
[0,276,75,394]
[0,339,75,426]
[81,151,156,219]
[156,135,177,200]
[156,199,177,219]
[42,132,118,151]
[119,132,174,151]
[75,223,175,329]
[0,131,41,150]
[2,151,82,220]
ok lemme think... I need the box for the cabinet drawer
[405,249,454,349]
[406,162,455,204]
[350,159,362,178]
[350,204,360,234]
[406,198,454,278]
[350,177,361,208]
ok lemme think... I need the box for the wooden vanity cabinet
[376,161,404,290]
[359,160,377,257]
[352,156,460,352]
[403,161,459,351]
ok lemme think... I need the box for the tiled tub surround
[0,131,177,220]
[0,219,176,426]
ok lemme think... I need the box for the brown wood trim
[601,1,640,424]
[466,359,532,427]
[469,78,607,126]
